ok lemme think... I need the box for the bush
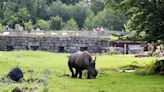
[24,20,34,31]
[50,16,63,30]
[150,59,164,74]
[36,19,50,30]
[0,23,5,32]
[62,18,79,30]
[139,59,164,75]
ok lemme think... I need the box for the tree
[84,9,126,31]
[47,1,72,22]
[16,8,30,25]
[6,8,30,28]
[60,0,80,5]
[104,0,124,9]
[84,13,96,30]
[7,15,19,28]
[24,20,33,31]
[36,19,50,30]
[0,23,4,32]
[91,0,105,15]
[121,0,164,42]
[2,1,19,25]
[63,18,79,30]
[50,16,63,30]
[72,2,90,29]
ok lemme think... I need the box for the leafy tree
[84,13,96,30]
[36,19,50,30]
[5,8,30,28]
[2,1,19,25]
[63,18,79,30]
[60,0,80,5]
[104,0,124,9]
[16,8,30,24]
[50,16,63,30]
[47,1,72,22]
[24,20,34,31]
[7,15,19,28]
[84,9,126,31]
[121,0,164,42]
[91,0,105,15]
[72,2,90,29]
[0,23,4,32]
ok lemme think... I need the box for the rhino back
[68,51,93,69]
[74,51,92,69]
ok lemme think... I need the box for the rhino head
[88,57,98,79]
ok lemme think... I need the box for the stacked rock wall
[0,36,111,53]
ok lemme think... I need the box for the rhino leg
[87,71,91,79]
[70,68,75,78]
[74,69,79,78]
[68,63,75,78]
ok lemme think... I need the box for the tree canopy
[105,0,164,42]
[0,0,127,31]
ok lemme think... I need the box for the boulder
[12,87,23,92]
[7,67,24,82]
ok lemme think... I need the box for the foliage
[109,35,119,41]
[0,23,4,32]
[72,2,90,29]
[121,0,164,42]
[149,59,164,74]
[24,20,34,31]
[84,13,96,30]
[0,0,130,31]
[36,19,50,30]
[84,9,127,31]
[50,16,63,30]
[5,8,30,28]
[62,18,79,30]
[60,0,80,5]
[91,0,105,15]
[47,1,72,22]
[105,0,124,10]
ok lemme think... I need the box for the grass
[0,51,164,92]
[109,35,119,41]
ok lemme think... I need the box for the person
[96,27,100,32]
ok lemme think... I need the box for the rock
[12,87,23,92]
[27,69,34,73]
[31,88,39,92]
[7,67,24,82]
[0,77,5,82]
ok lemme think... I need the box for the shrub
[36,19,50,30]
[150,59,164,74]
[50,16,63,30]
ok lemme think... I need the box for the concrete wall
[0,36,111,53]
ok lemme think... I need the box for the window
[30,46,39,51]
[58,46,64,53]
[80,47,88,51]
[6,46,14,51]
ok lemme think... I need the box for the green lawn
[0,51,164,92]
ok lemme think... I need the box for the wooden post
[124,44,127,54]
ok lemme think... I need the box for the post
[124,44,127,54]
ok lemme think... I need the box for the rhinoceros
[68,51,98,79]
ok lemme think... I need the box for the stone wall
[0,35,111,53]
